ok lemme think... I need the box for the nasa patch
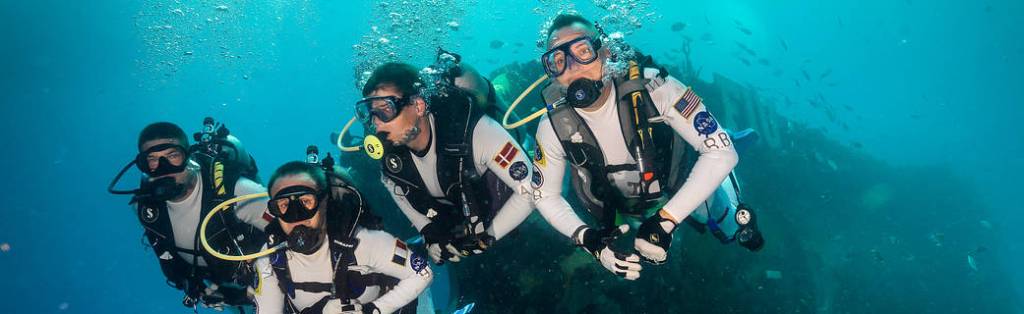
[410,253,429,276]
[141,207,159,223]
[384,154,403,173]
[509,161,529,181]
[531,167,544,188]
[693,111,719,137]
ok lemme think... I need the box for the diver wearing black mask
[108,121,270,311]
[253,161,430,314]
[267,184,329,255]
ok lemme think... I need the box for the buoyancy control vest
[542,54,686,228]
[380,87,514,239]
[134,140,265,305]
[261,174,412,314]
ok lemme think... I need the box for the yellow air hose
[335,117,362,152]
[502,74,552,129]
[200,192,286,261]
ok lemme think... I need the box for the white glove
[634,214,677,264]
[427,242,463,264]
[595,245,642,280]
[575,224,643,280]
[324,299,380,314]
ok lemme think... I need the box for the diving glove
[574,225,642,280]
[421,222,461,264]
[635,212,678,265]
[325,299,380,314]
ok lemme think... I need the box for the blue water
[1,0,1021,313]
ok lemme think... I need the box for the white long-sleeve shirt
[382,115,535,241]
[533,69,739,238]
[252,228,433,314]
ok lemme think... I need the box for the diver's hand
[421,223,457,264]
[635,212,678,265]
[199,284,226,311]
[328,300,380,314]
[575,225,642,280]
[427,242,463,264]
[181,279,206,308]
[453,234,495,257]
[325,299,379,314]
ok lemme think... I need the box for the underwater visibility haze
[1,0,1022,313]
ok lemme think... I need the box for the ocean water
[1,0,1022,313]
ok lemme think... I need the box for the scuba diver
[352,59,534,264]
[251,153,431,314]
[512,14,765,278]
[107,120,271,311]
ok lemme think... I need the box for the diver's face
[368,84,426,146]
[139,138,192,184]
[269,173,325,235]
[548,27,605,87]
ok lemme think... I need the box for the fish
[738,57,751,66]
[870,248,885,263]
[757,58,771,66]
[732,20,752,35]
[843,104,853,111]
[929,232,945,247]
[705,14,711,25]
[979,220,992,229]
[820,68,833,80]
[801,69,811,81]
[779,37,789,51]
[489,40,504,49]
[852,141,863,149]
[735,42,757,56]
[967,255,978,271]
[671,22,687,32]
[793,79,801,87]
[837,16,844,28]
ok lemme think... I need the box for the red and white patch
[492,142,519,169]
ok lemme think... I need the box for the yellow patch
[213,162,226,195]
[533,143,547,167]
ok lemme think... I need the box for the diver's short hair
[137,122,189,151]
[268,161,328,193]
[361,62,422,98]
[546,14,597,45]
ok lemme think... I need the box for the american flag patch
[673,88,703,119]
[493,142,519,169]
